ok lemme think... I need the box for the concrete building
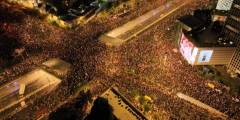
[178,0,240,75]
[177,11,236,65]
[225,0,240,75]
[178,29,236,65]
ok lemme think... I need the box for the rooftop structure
[216,0,234,11]
[177,9,236,65]
[226,0,240,75]
[101,87,147,120]
[211,10,228,22]
[177,15,204,32]
[183,23,235,47]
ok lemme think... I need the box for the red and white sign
[180,33,194,62]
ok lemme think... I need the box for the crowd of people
[93,0,240,119]
[1,0,240,120]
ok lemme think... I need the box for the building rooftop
[177,15,204,31]
[184,24,236,47]
[178,12,236,47]
[101,87,147,120]
[212,10,227,16]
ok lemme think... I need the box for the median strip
[100,0,192,46]
[176,92,228,119]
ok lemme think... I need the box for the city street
[100,0,192,46]
[0,0,240,119]
[0,69,61,119]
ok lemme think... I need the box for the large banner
[180,33,194,63]
[216,0,234,11]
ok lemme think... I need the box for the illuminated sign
[216,0,234,11]
[189,47,198,64]
[180,33,195,63]
[198,50,213,63]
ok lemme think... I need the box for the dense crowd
[94,0,240,119]
[1,0,240,120]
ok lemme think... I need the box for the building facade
[179,32,235,65]
[226,0,240,74]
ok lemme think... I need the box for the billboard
[216,0,234,11]
[189,47,198,64]
[198,50,213,63]
[180,33,195,63]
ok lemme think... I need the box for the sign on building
[198,50,214,63]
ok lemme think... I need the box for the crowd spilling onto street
[1,0,240,119]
